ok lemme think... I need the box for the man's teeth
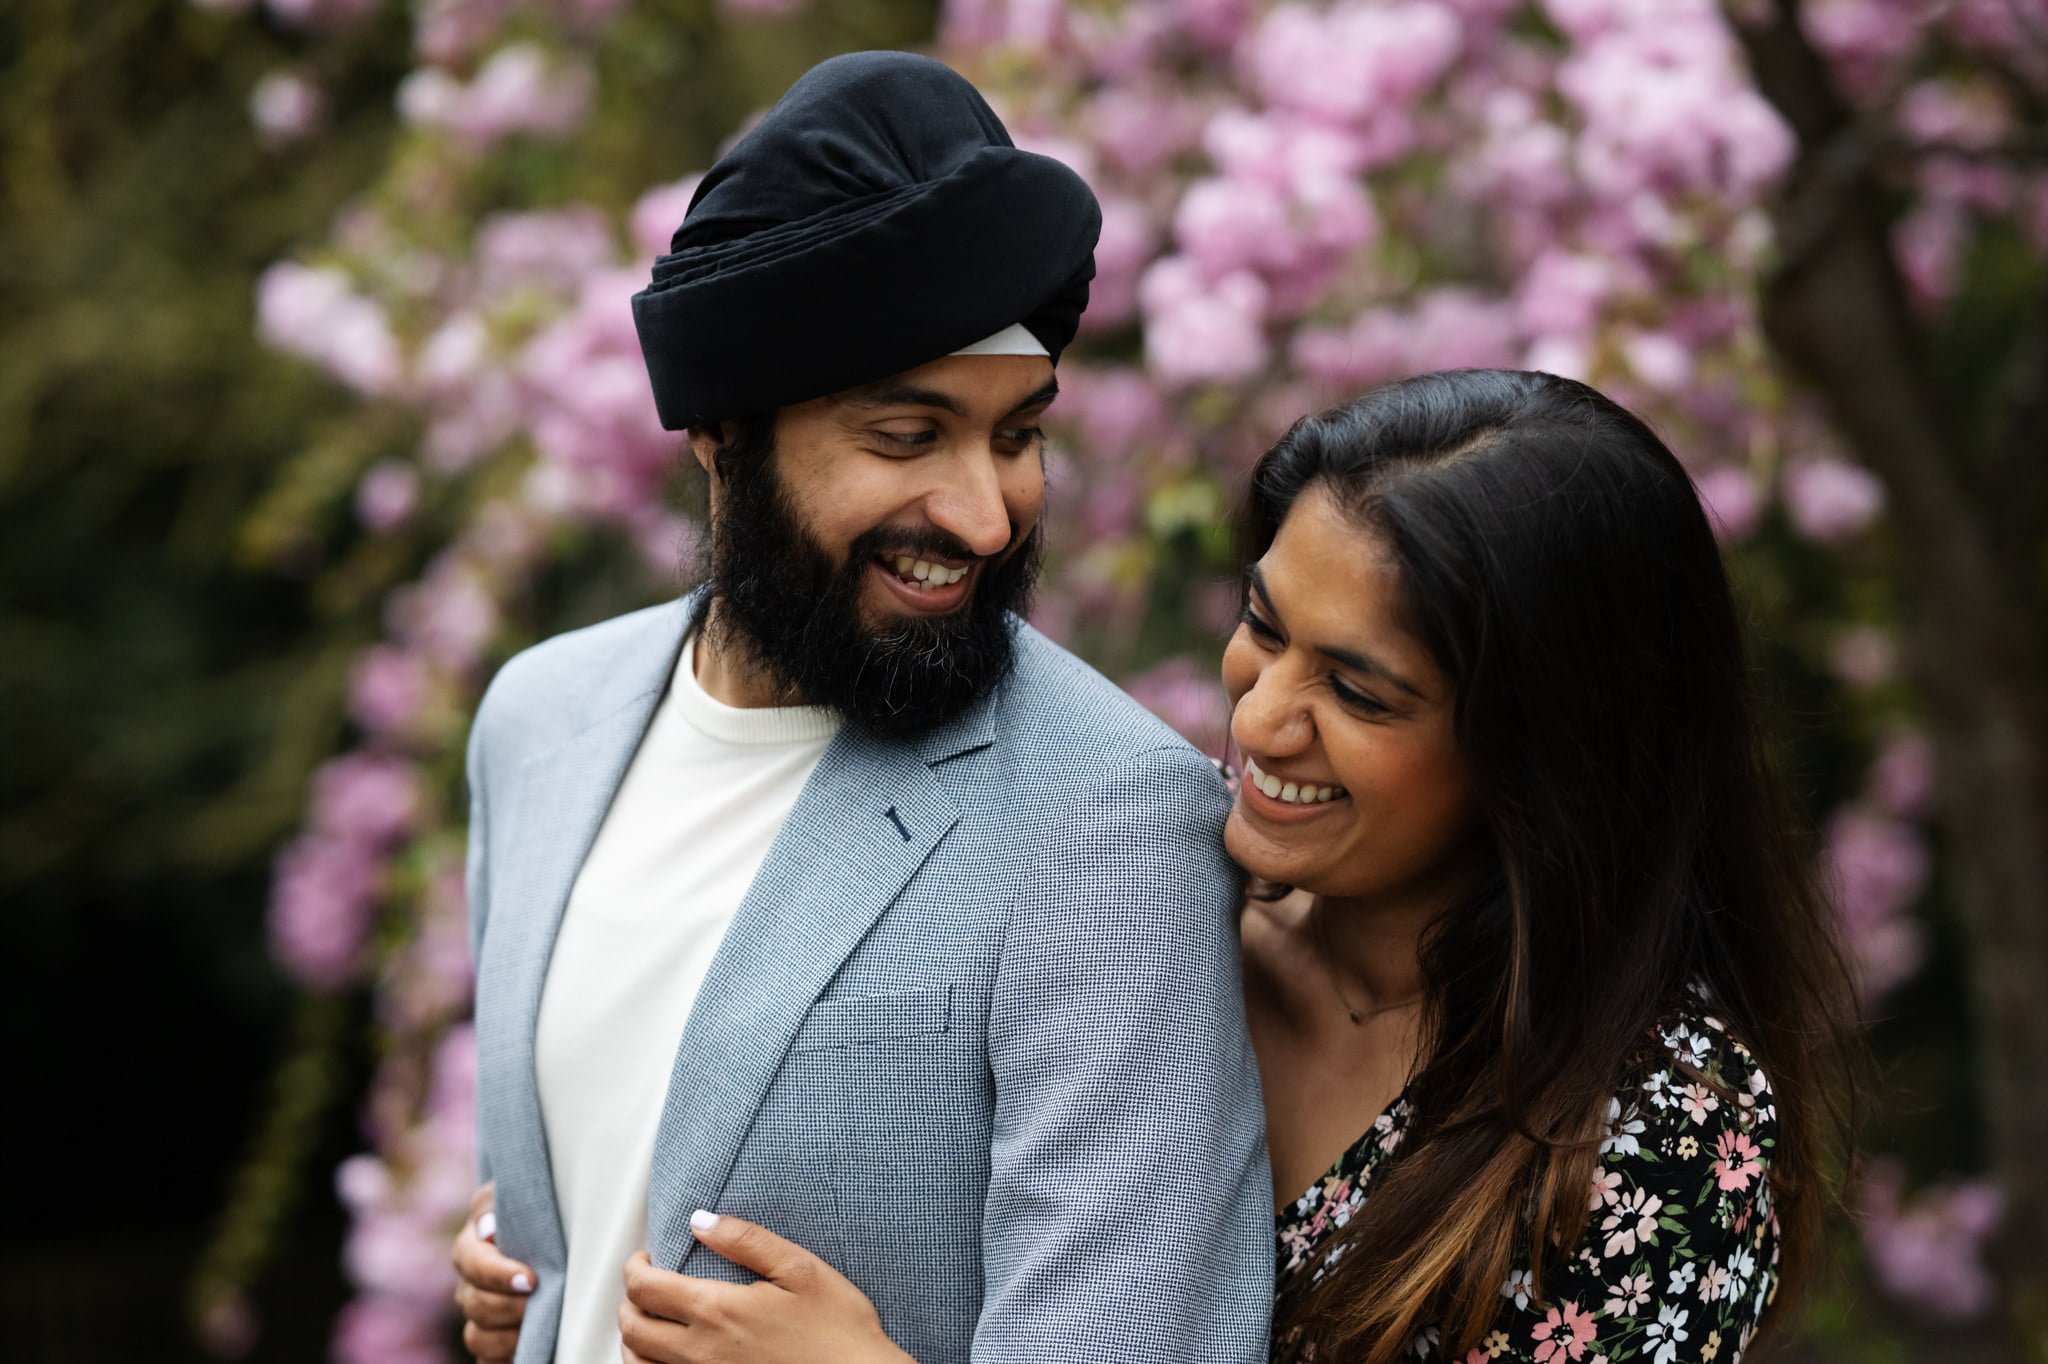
[1242,758,1346,806]
[889,555,968,587]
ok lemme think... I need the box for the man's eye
[876,429,937,447]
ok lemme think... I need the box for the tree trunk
[1731,4,2048,1356]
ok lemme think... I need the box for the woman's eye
[996,425,1044,448]
[1329,675,1392,716]
[1239,608,1281,644]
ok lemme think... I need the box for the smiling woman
[1229,369,1860,1364]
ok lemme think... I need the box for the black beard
[701,444,1043,739]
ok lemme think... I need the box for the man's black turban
[632,51,1102,431]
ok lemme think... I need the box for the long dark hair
[1254,370,1856,1360]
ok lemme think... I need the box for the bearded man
[450,51,1271,1364]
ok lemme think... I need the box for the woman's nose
[1231,663,1312,757]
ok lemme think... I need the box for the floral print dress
[1275,997,1781,1364]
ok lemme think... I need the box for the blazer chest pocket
[792,985,953,1051]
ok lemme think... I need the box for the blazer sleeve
[463,698,494,1187]
[464,708,492,974]
[973,743,1273,1363]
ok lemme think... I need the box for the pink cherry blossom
[631,176,705,259]
[414,0,518,63]
[267,834,380,991]
[1125,654,1232,756]
[1857,1161,2004,1320]
[311,752,426,845]
[1822,810,1931,1004]
[1868,731,1937,818]
[1782,458,1886,541]
[251,70,328,143]
[1089,87,1206,176]
[356,460,422,533]
[331,1294,449,1364]
[477,206,619,297]
[1084,195,1156,332]
[1692,466,1761,542]
[1247,2,1463,128]
[348,644,433,739]
[256,262,404,395]
[398,44,593,152]
[1143,267,1270,386]
[385,557,499,669]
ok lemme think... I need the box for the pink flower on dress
[1713,1128,1764,1192]
[1533,1301,1598,1362]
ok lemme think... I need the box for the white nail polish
[510,1272,533,1293]
[689,1209,720,1234]
[477,1211,497,1242]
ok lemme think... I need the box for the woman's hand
[451,1182,535,1363]
[617,1212,914,1364]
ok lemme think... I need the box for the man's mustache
[847,525,1012,567]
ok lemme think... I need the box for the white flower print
[1502,1268,1535,1310]
[1727,1245,1757,1293]
[1647,1303,1691,1364]
[1668,1260,1698,1296]
[1642,1069,1673,1110]
[1601,1098,1647,1157]
[1601,1187,1663,1257]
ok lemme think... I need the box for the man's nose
[923,448,1018,560]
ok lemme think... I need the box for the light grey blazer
[466,594,1273,1363]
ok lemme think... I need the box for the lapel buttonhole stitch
[883,806,912,842]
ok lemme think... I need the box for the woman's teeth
[888,555,968,587]
[1243,758,1346,805]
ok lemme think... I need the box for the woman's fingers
[686,1210,830,1292]
[462,1318,520,1363]
[456,1278,529,1329]
[618,1292,695,1364]
[453,1212,537,1296]
[452,1187,533,1361]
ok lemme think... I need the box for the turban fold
[632,51,1101,431]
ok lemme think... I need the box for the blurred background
[2,0,2042,1360]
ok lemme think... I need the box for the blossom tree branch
[1731,0,2048,1348]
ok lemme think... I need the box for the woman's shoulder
[1609,986,1778,1155]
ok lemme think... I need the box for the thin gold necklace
[1310,899,1422,1026]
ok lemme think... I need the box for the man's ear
[685,424,727,478]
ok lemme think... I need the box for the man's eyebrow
[1010,379,1059,413]
[1244,564,1426,700]
[845,378,1060,417]
[847,384,966,415]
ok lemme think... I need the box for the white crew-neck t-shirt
[533,630,840,1363]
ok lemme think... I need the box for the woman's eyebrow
[1245,563,1426,700]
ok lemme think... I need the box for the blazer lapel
[474,600,689,1271]
[644,724,961,1270]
